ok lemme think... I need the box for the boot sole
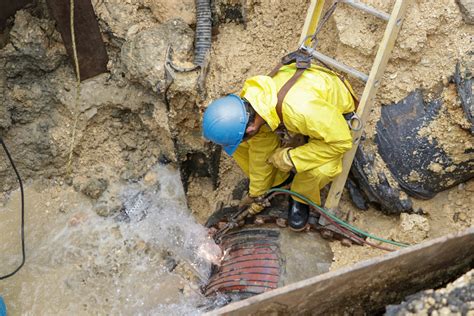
[289,223,309,232]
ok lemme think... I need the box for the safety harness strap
[268,49,312,125]
[269,48,359,128]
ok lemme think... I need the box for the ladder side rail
[324,0,413,211]
[299,0,326,46]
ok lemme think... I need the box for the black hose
[0,138,26,280]
[194,0,212,66]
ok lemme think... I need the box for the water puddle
[0,165,221,315]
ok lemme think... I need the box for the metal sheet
[46,0,108,81]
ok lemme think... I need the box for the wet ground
[0,165,221,315]
[0,163,336,314]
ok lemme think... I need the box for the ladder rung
[304,47,369,82]
[340,0,391,21]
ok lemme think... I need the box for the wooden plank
[298,0,325,46]
[205,228,474,315]
[46,0,108,81]
[323,0,412,211]
[0,0,31,29]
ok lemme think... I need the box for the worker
[202,63,355,231]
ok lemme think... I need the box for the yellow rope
[66,0,81,175]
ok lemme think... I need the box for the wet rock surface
[121,19,194,92]
[385,269,474,316]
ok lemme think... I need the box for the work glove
[239,194,267,215]
[268,147,294,173]
[238,194,255,209]
[248,201,265,215]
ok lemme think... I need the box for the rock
[143,170,158,186]
[92,0,157,39]
[393,213,430,244]
[385,270,474,316]
[121,19,194,92]
[0,11,66,77]
[143,0,196,25]
[81,178,108,199]
[456,0,474,24]
[94,199,122,217]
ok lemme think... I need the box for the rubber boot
[288,200,309,231]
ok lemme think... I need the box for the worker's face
[243,114,265,141]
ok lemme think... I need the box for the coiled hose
[194,0,212,66]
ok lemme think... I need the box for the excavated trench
[1,0,473,314]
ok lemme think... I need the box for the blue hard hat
[202,94,249,155]
[0,296,6,316]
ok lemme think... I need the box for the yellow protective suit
[233,64,355,205]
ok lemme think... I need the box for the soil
[0,0,473,306]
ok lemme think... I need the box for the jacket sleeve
[288,102,353,174]
[247,125,281,196]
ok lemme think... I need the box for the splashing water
[0,165,222,315]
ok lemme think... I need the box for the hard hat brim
[223,142,240,156]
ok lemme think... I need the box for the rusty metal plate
[46,0,108,81]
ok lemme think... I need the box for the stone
[143,0,196,25]
[0,11,66,77]
[92,0,157,39]
[81,178,108,199]
[121,19,194,92]
[393,213,430,244]
[456,0,474,24]
[94,199,122,217]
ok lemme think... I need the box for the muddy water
[0,165,221,315]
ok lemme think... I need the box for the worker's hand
[268,147,294,173]
[239,194,268,215]
[238,194,255,209]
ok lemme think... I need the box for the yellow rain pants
[233,64,355,205]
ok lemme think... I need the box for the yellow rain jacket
[233,64,355,204]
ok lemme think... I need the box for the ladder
[298,0,412,229]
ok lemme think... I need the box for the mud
[0,165,220,314]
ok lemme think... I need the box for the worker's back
[272,64,355,116]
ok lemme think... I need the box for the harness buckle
[344,112,362,131]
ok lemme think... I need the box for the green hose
[267,188,410,248]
